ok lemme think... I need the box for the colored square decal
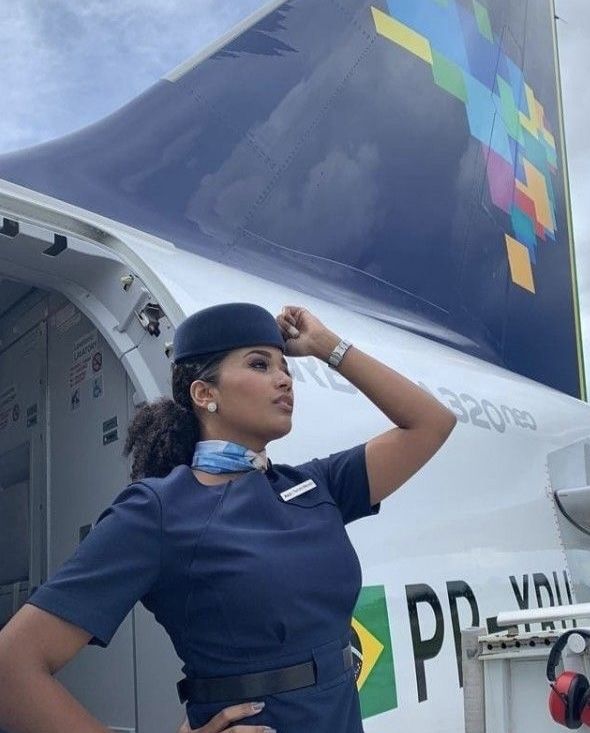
[372,7,433,65]
[505,234,535,293]
[511,205,537,252]
[432,49,467,102]
[473,0,493,42]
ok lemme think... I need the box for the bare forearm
[0,662,111,733]
[314,331,455,431]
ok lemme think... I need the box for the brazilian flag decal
[351,585,397,719]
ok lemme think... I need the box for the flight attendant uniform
[26,442,380,732]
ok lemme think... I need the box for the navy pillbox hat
[173,303,285,363]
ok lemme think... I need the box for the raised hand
[276,305,340,360]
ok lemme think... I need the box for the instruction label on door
[0,385,17,431]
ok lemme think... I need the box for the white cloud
[556,0,590,389]
[0,3,63,150]
[0,0,262,151]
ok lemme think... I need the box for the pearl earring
[207,402,218,413]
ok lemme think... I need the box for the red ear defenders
[547,629,590,729]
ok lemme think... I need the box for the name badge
[280,479,317,502]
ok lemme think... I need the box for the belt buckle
[312,639,351,686]
[343,643,353,670]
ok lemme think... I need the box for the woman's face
[191,345,294,450]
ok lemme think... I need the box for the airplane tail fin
[0,0,584,398]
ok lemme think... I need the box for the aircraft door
[44,295,137,732]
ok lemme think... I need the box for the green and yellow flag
[352,585,397,719]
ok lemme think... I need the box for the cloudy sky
[554,0,590,387]
[0,0,588,385]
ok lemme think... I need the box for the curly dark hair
[124,350,232,480]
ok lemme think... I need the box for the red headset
[547,629,590,729]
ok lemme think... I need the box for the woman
[0,302,456,733]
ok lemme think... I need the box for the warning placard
[69,330,100,389]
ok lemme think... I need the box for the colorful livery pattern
[372,0,558,294]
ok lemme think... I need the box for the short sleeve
[294,443,380,525]
[25,482,162,648]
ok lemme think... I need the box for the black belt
[177,644,353,704]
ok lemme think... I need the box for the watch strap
[327,339,352,369]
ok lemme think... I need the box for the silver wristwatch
[327,339,352,369]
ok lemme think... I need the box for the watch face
[328,340,350,368]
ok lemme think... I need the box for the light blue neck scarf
[191,440,268,474]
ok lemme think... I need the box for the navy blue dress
[26,443,380,732]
